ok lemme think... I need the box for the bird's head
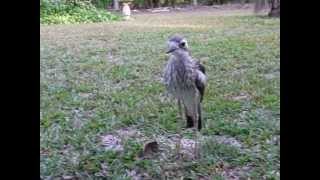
[166,35,189,54]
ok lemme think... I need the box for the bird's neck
[173,50,191,61]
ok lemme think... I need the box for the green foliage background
[40,0,120,25]
[40,0,263,25]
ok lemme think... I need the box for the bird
[163,35,207,158]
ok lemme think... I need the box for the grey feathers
[163,35,207,130]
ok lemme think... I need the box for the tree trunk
[171,0,176,8]
[193,0,198,6]
[254,0,268,13]
[268,0,280,17]
[164,0,169,7]
[113,0,119,10]
[155,0,160,8]
[144,0,153,9]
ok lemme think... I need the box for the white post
[122,3,131,20]
[192,0,197,6]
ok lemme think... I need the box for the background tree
[193,0,197,6]
[255,0,280,17]
[113,0,119,10]
[268,0,280,17]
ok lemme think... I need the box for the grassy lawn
[40,9,280,179]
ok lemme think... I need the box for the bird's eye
[179,42,186,48]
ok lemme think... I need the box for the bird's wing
[195,71,206,102]
[198,63,206,74]
[194,60,206,102]
[195,60,206,74]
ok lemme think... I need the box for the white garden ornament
[122,2,131,20]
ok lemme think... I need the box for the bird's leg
[194,116,200,159]
[193,101,200,159]
[176,100,183,158]
[178,99,184,121]
[185,106,194,128]
[198,102,202,130]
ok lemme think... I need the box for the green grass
[41,9,280,179]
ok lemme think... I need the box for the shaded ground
[130,3,261,14]
[41,6,279,180]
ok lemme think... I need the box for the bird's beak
[166,48,176,54]
[166,41,178,54]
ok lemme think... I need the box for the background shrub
[40,0,120,25]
